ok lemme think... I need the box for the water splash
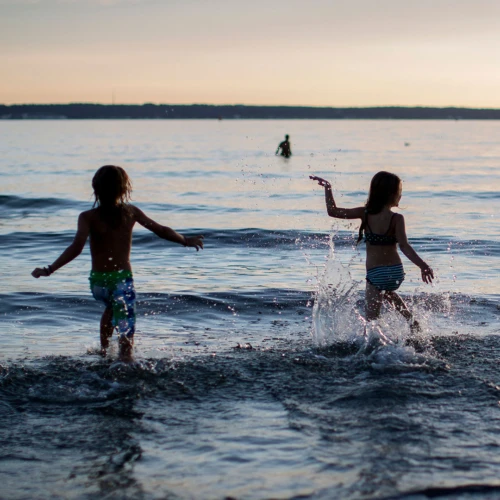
[311,230,452,370]
[311,233,364,346]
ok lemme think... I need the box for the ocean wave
[0,194,239,215]
[390,484,500,500]
[0,289,497,322]
[0,228,333,250]
[1,332,499,405]
[1,228,500,255]
[0,194,79,211]
[413,190,500,199]
[0,289,312,318]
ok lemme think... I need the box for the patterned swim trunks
[89,270,136,339]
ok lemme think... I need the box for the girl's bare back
[364,208,402,270]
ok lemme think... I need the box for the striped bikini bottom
[366,263,405,292]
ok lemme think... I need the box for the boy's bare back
[79,204,203,273]
[84,206,135,272]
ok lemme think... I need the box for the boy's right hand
[185,235,204,251]
[32,267,50,278]
[309,176,331,188]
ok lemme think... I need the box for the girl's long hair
[357,171,401,244]
[92,165,132,227]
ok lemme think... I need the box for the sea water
[1,119,500,499]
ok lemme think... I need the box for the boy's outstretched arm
[132,206,204,251]
[32,212,90,278]
[309,176,364,220]
[395,214,434,284]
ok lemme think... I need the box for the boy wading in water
[32,165,204,361]
[310,171,433,343]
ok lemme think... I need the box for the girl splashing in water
[32,165,204,361]
[310,171,433,337]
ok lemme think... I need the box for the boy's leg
[113,277,136,362]
[100,306,114,350]
[119,335,134,362]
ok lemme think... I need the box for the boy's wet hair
[92,165,132,208]
[357,171,401,244]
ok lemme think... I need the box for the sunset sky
[2,0,499,107]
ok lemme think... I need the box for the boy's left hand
[185,235,204,251]
[32,267,51,278]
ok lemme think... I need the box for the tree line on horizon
[1,103,500,120]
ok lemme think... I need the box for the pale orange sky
[2,0,500,107]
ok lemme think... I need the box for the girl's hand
[421,266,434,284]
[184,235,204,251]
[32,267,51,278]
[309,176,331,189]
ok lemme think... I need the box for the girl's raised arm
[310,176,364,220]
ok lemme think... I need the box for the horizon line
[3,103,500,111]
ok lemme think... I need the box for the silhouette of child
[310,171,433,337]
[32,165,204,361]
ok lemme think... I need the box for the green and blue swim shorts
[89,270,136,339]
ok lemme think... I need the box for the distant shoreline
[2,103,500,120]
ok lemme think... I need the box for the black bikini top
[364,213,397,245]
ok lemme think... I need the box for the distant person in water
[310,171,433,339]
[275,134,292,158]
[31,165,204,361]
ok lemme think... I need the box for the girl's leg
[363,282,393,351]
[384,291,411,320]
[365,281,383,321]
[384,291,421,332]
[100,306,114,351]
